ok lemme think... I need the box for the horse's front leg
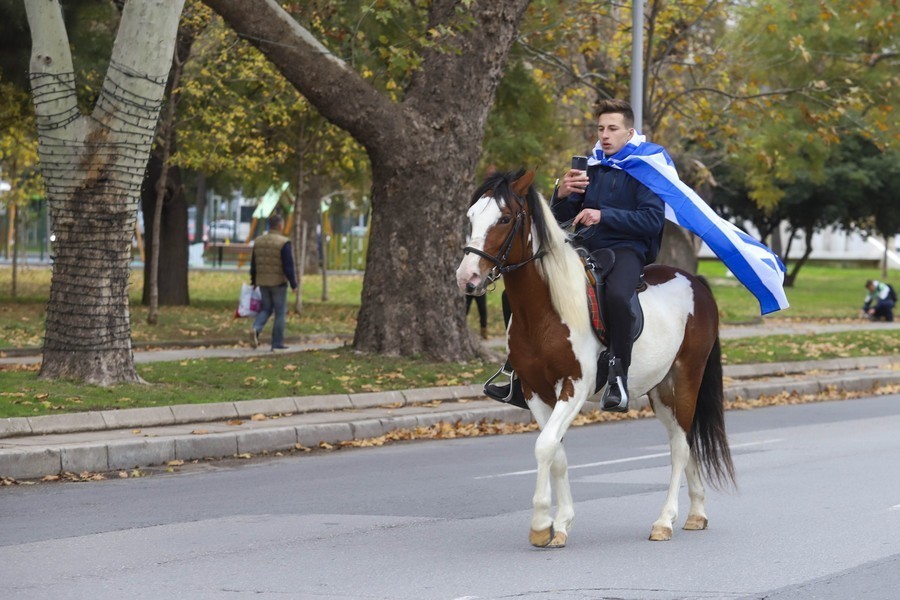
[526,398,555,547]
[528,389,585,548]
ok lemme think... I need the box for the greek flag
[588,136,789,315]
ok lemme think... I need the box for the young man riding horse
[485,99,665,412]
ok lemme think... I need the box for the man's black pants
[602,248,644,374]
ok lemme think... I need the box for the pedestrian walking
[250,213,297,351]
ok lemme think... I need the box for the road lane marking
[475,438,784,479]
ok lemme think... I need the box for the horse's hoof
[529,525,554,547]
[683,515,708,531]
[547,531,568,548]
[649,525,673,541]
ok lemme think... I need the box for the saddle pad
[586,283,606,342]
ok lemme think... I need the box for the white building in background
[698,222,900,269]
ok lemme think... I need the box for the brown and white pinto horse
[456,170,734,547]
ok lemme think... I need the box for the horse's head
[456,169,546,295]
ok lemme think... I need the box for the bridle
[463,191,545,293]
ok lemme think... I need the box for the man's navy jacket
[551,163,665,265]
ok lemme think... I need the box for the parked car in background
[208,219,237,242]
[188,219,208,244]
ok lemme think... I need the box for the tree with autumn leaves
[9,0,898,385]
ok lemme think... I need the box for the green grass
[0,267,362,347]
[697,260,890,321]
[1,329,896,418]
[0,347,492,418]
[1,261,898,418]
[721,329,899,364]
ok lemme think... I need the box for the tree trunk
[143,18,196,313]
[26,0,185,385]
[656,221,698,273]
[293,126,305,313]
[784,227,815,287]
[11,204,19,298]
[299,176,329,275]
[353,156,477,358]
[141,153,189,306]
[204,0,530,360]
[194,171,207,244]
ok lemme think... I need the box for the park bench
[205,243,253,267]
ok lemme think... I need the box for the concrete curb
[1,359,898,481]
[4,358,896,441]
[0,384,485,440]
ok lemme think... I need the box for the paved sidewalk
[2,320,898,366]
[2,350,898,480]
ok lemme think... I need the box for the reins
[463,191,546,288]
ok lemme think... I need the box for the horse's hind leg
[648,391,689,541]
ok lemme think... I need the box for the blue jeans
[253,284,288,348]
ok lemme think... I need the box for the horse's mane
[471,170,590,336]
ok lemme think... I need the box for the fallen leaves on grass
[0,363,40,373]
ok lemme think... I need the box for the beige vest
[254,232,289,286]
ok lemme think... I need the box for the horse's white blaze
[456,195,502,291]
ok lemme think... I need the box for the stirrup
[601,375,629,412]
[483,363,515,403]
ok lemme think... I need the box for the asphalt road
[2,394,900,600]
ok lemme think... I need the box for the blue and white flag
[587,135,789,315]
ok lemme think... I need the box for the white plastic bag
[236,283,262,318]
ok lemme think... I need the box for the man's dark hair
[865,279,875,288]
[268,213,283,228]
[596,99,635,128]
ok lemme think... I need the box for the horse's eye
[498,215,512,225]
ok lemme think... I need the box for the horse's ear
[511,170,535,196]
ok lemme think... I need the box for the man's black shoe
[601,356,629,412]
[601,378,629,412]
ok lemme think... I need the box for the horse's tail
[690,332,737,490]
